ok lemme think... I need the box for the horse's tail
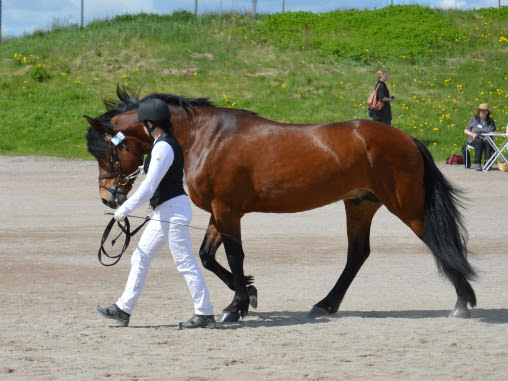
[413,138,477,307]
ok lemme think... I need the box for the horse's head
[85,84,212,207]
[85,114,151,209]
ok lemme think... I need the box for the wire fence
[1,1,507,41]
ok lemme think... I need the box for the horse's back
[239,118,423,185]
[187,114,424,214]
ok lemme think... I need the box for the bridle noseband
[98,133,144,197]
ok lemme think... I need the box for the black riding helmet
[137,99,171,140]
[137,98,171,122]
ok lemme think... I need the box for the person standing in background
[370,70,394,125]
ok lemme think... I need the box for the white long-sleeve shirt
[117,139,174,216]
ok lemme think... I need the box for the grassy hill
[1,6,507,160]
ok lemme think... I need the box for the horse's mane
[101,84,215,125]
[86,85,213,159]
[86,84,256,159]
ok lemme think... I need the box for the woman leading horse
[85,86,477,322]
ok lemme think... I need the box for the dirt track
[1,156,507,380]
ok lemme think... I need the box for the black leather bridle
[98,133,145,197]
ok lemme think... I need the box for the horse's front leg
[211,201,250,323]
[199,215,256,295]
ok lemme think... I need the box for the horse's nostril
[101,198,108,206]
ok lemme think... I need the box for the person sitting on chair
[464,103,496,171]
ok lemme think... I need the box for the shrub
[29,65,50,82]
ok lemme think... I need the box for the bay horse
[85,85,477,322]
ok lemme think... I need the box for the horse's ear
[83,115,106,133]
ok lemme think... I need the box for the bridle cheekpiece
[98,131,144,197]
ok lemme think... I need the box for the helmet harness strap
[142,121,158,141]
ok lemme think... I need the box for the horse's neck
[171,108,220,176]
[171,109,202,154]
[127,125,153,155]
[125,114,196,158]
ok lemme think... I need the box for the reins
[98,216,150,266]
[98,212,244,266]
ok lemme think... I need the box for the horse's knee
[198,249,214,270]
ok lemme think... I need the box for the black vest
[144,132,186,209]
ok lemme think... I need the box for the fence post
[282,0,285,13]
[81,0,84,28]
[252,0,257,17]
[195,0,198,16]
[0,0,2,42]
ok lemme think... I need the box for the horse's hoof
[248,286,258,309]
[217,311,241,323]
[448,308,471,319]
[307,306,330,319]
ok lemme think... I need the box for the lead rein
[103,211,243,246]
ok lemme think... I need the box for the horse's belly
[246,180,359,213]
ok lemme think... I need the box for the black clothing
[372,80,392,124]
[144,132,186,209]
[468,138,493,165]
[373,115,391,125]
[464,115,496,164]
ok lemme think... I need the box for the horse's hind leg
[383,192,475,318]
[198,215,257,307]
[309,199,381,318]
[402,216,475,319]
[408,138,477,318]
[390,214,475,319]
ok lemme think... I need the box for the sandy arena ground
[0,155,507,380]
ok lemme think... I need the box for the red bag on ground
[445,154,464,165]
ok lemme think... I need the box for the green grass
[1,6,507,160]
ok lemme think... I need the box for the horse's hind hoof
[448,308,471,319]
[307,306,330,319]
[248,286,258,309]
[217,311,241,323]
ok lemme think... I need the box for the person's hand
[391,96,395,100]
[114,209,126,222]
[472,133,478,139]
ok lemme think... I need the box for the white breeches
[116,195,213,316]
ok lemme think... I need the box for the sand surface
[1,156,507,380]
